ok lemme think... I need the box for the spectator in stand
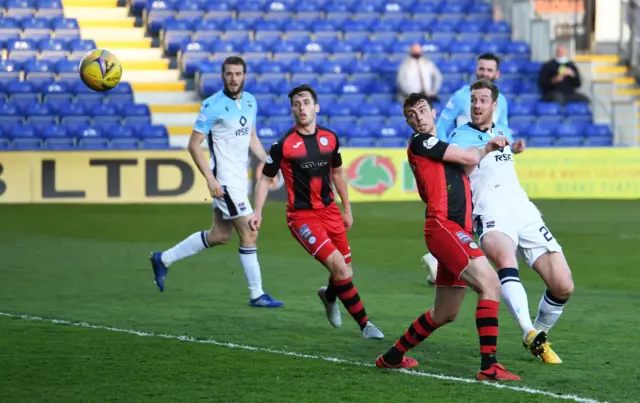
[397,43,443,103]
[538,45,590,104]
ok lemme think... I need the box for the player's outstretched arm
[188,129,223,199]
[331,166,353,230]
[249,127,268,163]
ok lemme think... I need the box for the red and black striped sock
[331,277,369,329]
[324,276,338,303]
[477,299,499,370]
[383,310,440,365]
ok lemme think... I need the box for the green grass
[1,201,638,402]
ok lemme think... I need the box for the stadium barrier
[1,148,639,203]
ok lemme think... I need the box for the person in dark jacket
[538,45,590,104]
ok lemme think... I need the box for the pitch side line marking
[0,312,607,403]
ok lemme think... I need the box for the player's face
[404,99,436,134]
[475,59,500,82]
[222,64,245,96]
[470,88,496,126]
[291,91,319,126]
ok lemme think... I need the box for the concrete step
[153,113,197,126]
[167,126,194,136]
[62,0,118,7]
[135,91,201,105]
[122,70,180,82]
[108,48,164,61]
[123,60,169,71]
[150,104,200,113]
[97,39,152,49]
[64,7,129,20]
[79,19,135,29]
[131,81,186,92]
[169,136,190,148]
[81,28,146,41]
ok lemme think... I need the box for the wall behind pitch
[2,148,640,203]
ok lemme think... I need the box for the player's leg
[232,214,283,308]
[459,256,520,380]
[376,279,466,369]
[287,213,381,338]
[149,208,233,292]
[478,217,538,341]
[519,220,572,363]
[321,213,383,339]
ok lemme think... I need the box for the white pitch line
[0,312,607,403]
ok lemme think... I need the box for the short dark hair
[470,79,499,102]
[403,93,434,110]
[288,84,318,105]
[221,56,246,74]
[477,52,501,69]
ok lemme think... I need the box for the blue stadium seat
[78,137,109,149]
[111,137,140,149]
[142,137,170,149]
[45,137,75,149]
[527,136,555,147]
[12,138,42,150]
[555,136,584,147]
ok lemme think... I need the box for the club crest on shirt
[319,136,329,146]
[456,231,473,244]
[423,137,439,149]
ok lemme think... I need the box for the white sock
[534,289,568,333]
[161,231,210,267]
[498,268,536,337]
[239,246,264,300]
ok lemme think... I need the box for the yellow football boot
[523,330,562,364]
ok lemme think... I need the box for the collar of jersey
[466,122,495,133]
[222,89,242,102]
[295,126,318,136]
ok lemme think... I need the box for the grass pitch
[1,201,638,402]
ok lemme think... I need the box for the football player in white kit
[441,80,574,364]
[149,56,283,308]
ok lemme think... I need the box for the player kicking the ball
[376,93,520,381]
[249,84,384,339]
[445,79,573,364]
[149,56,283,308]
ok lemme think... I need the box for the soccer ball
[79,49,122,92]
[421,253,438,286]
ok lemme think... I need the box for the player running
[375,93,520,381]
[249,84,384,339]
[423,53,509,282]
[446,79,573,364]
[149,56,283,308]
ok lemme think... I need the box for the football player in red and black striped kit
[375,93,520,381]
[250,84,384,339]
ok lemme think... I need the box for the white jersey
[192,90,258,191]
[447,123,529,216]
[469,144,530,216]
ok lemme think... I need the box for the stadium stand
[136,0,614,149]
[0,0,617,151]
[0,0,170,150]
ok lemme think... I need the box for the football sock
[161,230,210,267]
[331,277,369,329]
[239,247,264,300]
[477,299,499,370]
[324,276,338,303]
[498,268,536,337]
[383,310,440,365]
[534,289,568,333]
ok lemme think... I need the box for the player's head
[470,79,499,127]
[221,56,246,97]
[403,93,436,134]
[288,84,319,127]
[475,53,501,82]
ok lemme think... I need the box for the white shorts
[474,201,563,268]
[212,185,253,220]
